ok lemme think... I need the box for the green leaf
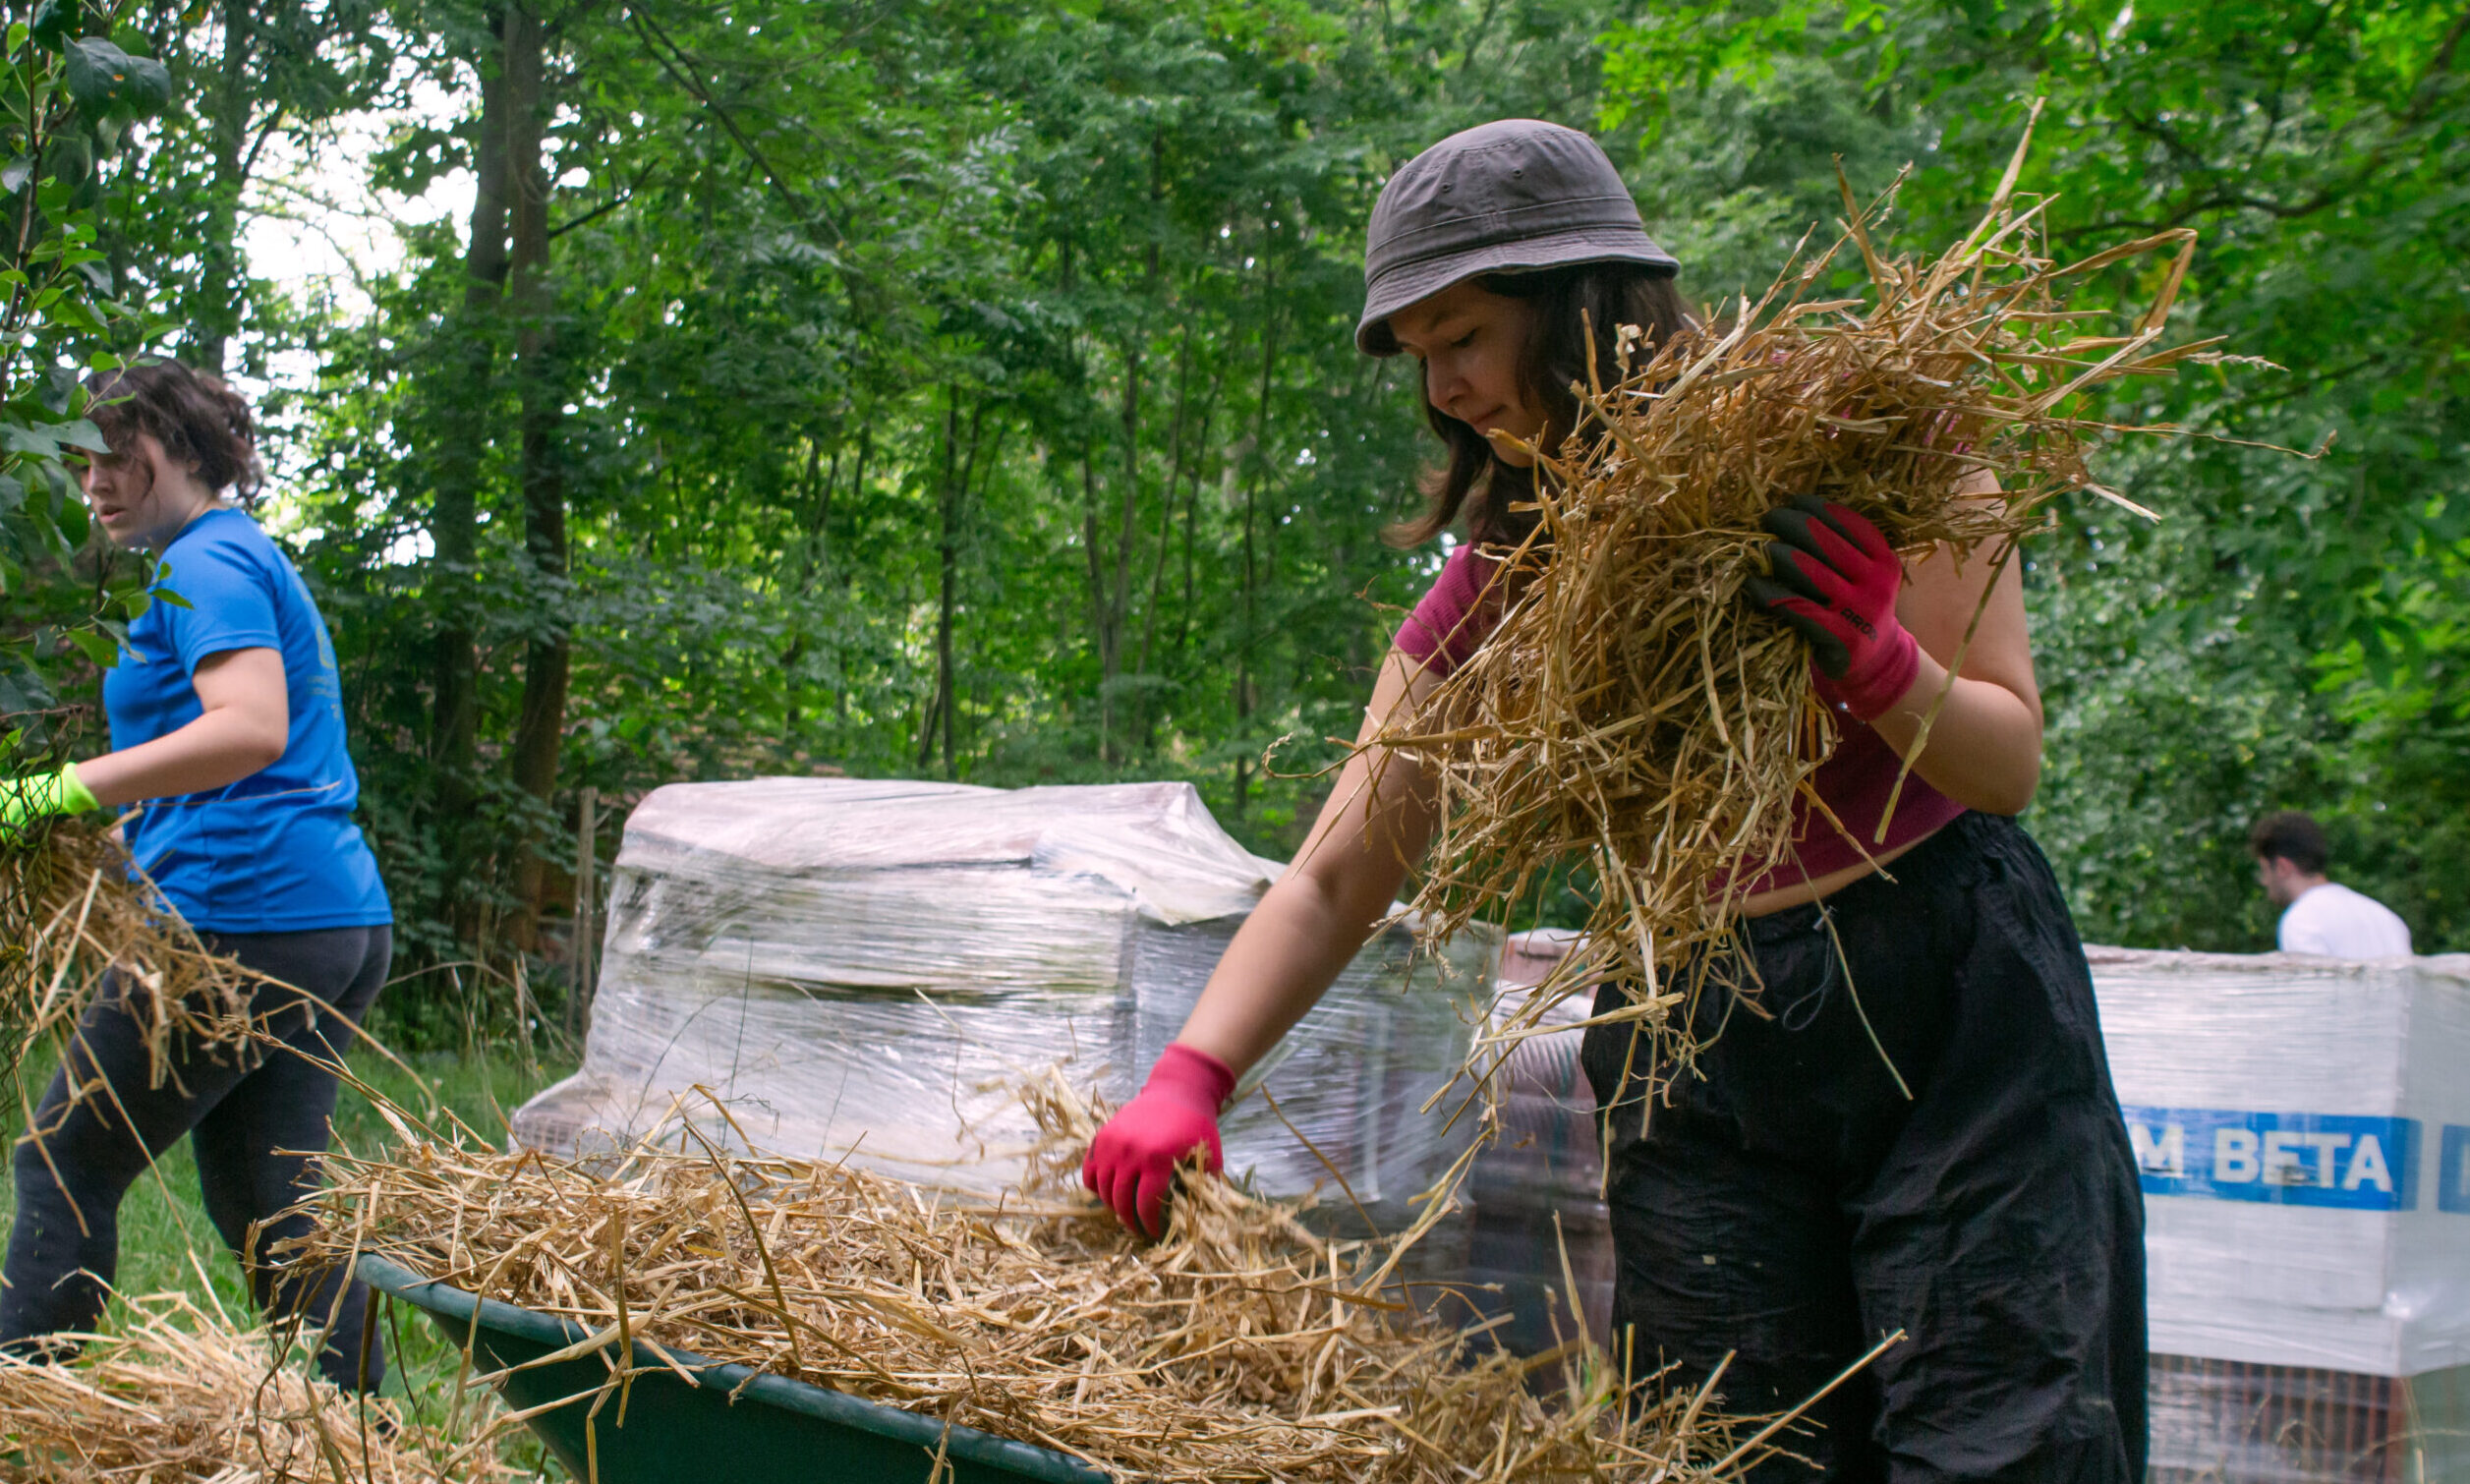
[123,55,172,114]
[63,37,170,119]
[61,626,116,668]
[0,421,84,458]
[0,157,31,195]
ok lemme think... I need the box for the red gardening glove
[1082,1044,1235,1238]
[1744,495,1921,721]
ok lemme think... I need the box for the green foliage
[250,0,1645,1012]
[9,0,2462,1025]
[0,0,171,734]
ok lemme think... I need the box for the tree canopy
[5,0,2462,1036]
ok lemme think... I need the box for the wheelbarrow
[357,1253,1111,1484]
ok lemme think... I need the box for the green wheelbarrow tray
[357,1252,1112,1484]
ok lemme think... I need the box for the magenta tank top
[1395,544,1967,894]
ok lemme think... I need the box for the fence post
[568,785,598,1045]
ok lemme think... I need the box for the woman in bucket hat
[1083,119,2146,1481]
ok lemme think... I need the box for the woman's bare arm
[1865,476,2044,815]
[77,648,289,806]
[1173,651,1442,1076]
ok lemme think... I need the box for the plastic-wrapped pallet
[2095,945,2470,1483]
[511,778,1497,1245]
[1451,929,1615,1356]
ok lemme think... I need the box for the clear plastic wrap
[511,778,1498,1237]
[1453,958,1615,1356]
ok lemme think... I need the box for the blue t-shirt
[102,507,390,932]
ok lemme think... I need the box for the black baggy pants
[1581,814,2147,1482]
[1,924,391,1392]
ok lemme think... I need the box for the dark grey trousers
[1,924,390,1391]
[1583,814,2148,1483]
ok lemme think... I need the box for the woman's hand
[1083,648,1443,1235]
[0,766,98,847]
[1748,482,2044,816]
[1744,495,1921,720]
[75,647,290,806]
[1082,1044,1235,1237]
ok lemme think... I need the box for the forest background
[2,0,2463,1044]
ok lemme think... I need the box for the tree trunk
[780,440,831,737]
[1233,241,1281,824]
[187,0,255,374]
[1081,455,1116,763]
[504,3,570,944]
[1138,324,1210,750]
[429,6,513,926]
[922,386,960,776]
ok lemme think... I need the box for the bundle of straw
[1371,133,2234,1076]
[304,1081,1835,1482]
[1,826,256,1103]
[0,1289,446,1483]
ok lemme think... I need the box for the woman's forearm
[1864,648,2043,816]
[1174,868,1403,1077]
[1172,652,1439,1079]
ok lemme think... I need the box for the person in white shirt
[2250,811,2414,958]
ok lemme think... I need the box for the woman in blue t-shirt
[0,360,391,1391]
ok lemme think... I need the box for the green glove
[0,763,98,847]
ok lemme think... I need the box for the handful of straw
[0,1289,451,1483]
[1373,138,2234,1081]
[302,1080,1835,1482]
[1,826,256,1108]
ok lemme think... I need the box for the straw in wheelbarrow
[304,1078,1863,1482]
[1360,122,2257,1089]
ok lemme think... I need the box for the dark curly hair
[82,358,263,500]
[1384,261,1695,548]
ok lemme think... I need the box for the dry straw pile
[306,1082,1841,1483]
[0,1290,449,1483]
[1372,134,2239,1074]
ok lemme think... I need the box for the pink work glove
[1082,1043,1235,1238]
[1744,495,1921,721]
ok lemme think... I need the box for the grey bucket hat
[1356,119,1679,357]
